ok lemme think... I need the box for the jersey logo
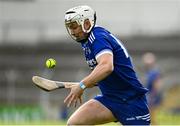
[82,47,91,55]
[82,43,97,70]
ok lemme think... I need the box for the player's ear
[84,19,91,31]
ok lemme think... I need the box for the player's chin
[75,37,88,43]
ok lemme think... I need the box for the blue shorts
[94,95,150,125]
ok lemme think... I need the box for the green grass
[0,120,119,125]
[0,111,179,125]
[157,111,180,125]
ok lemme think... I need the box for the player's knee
[67,117,78,126]
[66,119,72,126]
[67,116,86,125]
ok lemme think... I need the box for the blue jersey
[81,26,148,103]
[145,68,162,106]
[146,68,160,92]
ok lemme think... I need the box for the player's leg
[67,99,117,125]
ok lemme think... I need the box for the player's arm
[64,52,113,107]
[81,52,114,88]
[153,75,162,92]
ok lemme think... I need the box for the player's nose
[71,31,78,37]
[70,29,75,34]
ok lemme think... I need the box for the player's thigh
[67,99,116,125]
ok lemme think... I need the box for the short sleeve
[92,37,113,60]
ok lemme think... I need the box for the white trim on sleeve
[95,49,113,60]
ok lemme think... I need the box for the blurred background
[0,0,180,125]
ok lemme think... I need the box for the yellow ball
[46,58,56,68]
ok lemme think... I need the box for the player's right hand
[64,84,84,107]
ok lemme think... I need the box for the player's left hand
[64,84,84,107]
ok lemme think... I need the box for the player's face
[66,21,88,42]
